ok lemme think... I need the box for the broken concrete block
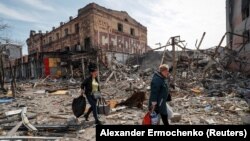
[223,101,233,109]
[200,117,216,125]
[213,112,219,116]
[59,108,65,113]
[33,90,46,94]
[27,96,33,100]
[229,105,235,111]
[66,116,78,125]
[127,115,134,120]
[78,129,85,134]
[120,121,126,124]
[83,127,95,140]
[241,115,250,125]
[170,113,181,122]
[239,100,248,107]
[0,130,6,136]
[126,120,135,125]
[182,72,187,78]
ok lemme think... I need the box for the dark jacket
[149,71,169,115]
[81,76,100,96]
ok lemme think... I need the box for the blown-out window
[75,23,79,34]
[64,28,69,37]
[242,0,249,21]
[130,28,135,36]
[118,23,123,32]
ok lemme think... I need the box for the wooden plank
[0,136,61,140]
[104,71,114,85]
[5,109,22,116]
[49,90,69,95]
[3,124,82,131]
[50,115,70,119]
[0,114,36,125]
[7,121,23,136]
[21,107,38,133]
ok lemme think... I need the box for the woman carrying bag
[81,62,102,125]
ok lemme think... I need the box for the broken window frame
[64,28,69,37]
[118,23,123,32]
[56,33,60,40]
[49,36,52,43]
[130,28,135,36]
[242,0,250,21]
[75,23,80,34]
[84,37,91,50]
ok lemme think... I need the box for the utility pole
[171,37,177,83]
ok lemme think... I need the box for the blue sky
[0,0,226,55]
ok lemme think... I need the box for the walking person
[81,62,102,125]
[148,64,170,125]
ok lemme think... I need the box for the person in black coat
[149,64,170,125]
[81,63,102,125]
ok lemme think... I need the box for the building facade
[27,3,147,63]
[0,43,22,60]
[0,43,23,80]
[226,0,250,73]
[22,3,148,79]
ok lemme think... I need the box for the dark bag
[72,95,86,118]
[97,98,110,115]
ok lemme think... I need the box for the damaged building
[226,0,250,74]
[10,3,147,79]
[0,43,23,80]
[26,2,148,78]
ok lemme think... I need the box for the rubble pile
[0,49,249,140]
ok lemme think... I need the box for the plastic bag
[72,95,86,118]
[166,103,173,119]
[142,111,151,125]
[150,111,160,125]
[97,98,110,115]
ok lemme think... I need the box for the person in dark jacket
[81,63,102,125]
[149,64,170,125]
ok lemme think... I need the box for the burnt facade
[6,3,147,79]
[226,0,250,73]
[27,3,147,61]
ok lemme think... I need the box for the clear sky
[0,0,226,55]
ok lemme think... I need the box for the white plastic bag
[166,103,173,119]
[150,111,160,125]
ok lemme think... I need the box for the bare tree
[0,20,9,91]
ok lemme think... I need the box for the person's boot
[83,114,89,121]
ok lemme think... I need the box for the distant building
[226,0,250,73]
[0,43,23,80]
[0,43,22,60]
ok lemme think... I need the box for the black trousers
[160,114,169,125]
[85,95,99,122]
[155,109,169,125]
